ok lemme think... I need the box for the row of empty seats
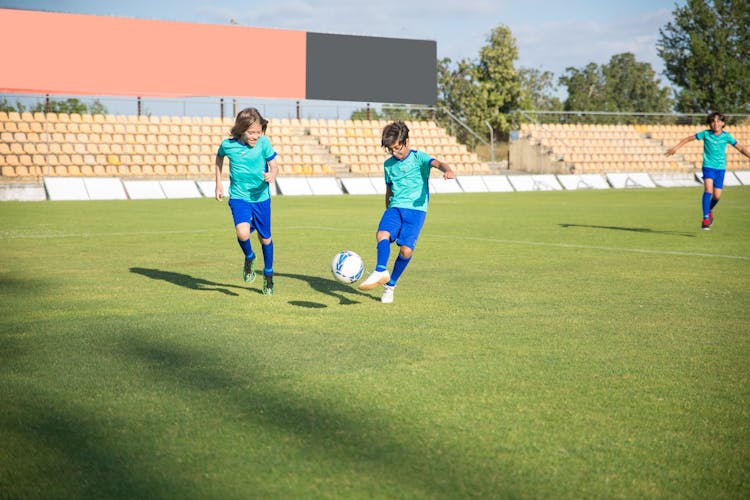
[645,124,750,171]
[0,112,489,178]
[521,122,750,172]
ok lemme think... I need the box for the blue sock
[261,241,274,274]
[376,239,390,272]
[702,193,711,218]
[238,238,255,260]
[710,197,719,211]
[388,255,411,285]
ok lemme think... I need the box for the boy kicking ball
[358,120,455,303]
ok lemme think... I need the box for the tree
[436,57,486,145]
[0,98,25,113]
[475,26,521,138]
[28,97,107,115]
[658,0,750,114]
[349,104,431,122]
[601,53,674,118]
[559,53,674,123]
[350,106,381,121]
[436,26,521,145]
[516,67,563,123]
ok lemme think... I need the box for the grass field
[1,187,749,499]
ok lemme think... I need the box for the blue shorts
[377,207,427,250]
[702,167,726,189]
[228,198,272,239]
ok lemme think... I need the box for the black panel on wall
[306,32,437,105]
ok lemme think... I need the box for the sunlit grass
[1,187,749,498]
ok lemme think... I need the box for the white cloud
[512,8,672,79]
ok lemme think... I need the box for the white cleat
[381,284,395,303]
[358,269,390,290]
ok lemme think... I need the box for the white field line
[288,226,750,262]
[3,226,749,261]
[440,235,750,261]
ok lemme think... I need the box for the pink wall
[0,9,307,98]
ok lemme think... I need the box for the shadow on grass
[2,334,517,498]
[560,223,696,238]
[117,336,503,497]
[3,394,162,499]
[275,272,379,306]
[129,267,256,296]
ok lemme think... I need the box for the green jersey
[695,130,737,170]
[383,149,435,212]
[218,135,277,202]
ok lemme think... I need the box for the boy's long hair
[230,107,268,139]
[381,120,409,149]
[706,111,725,126]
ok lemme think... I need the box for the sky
[0,0,683,115]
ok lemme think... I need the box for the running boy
[666,111,750,230]
[358,120,455,303]
[215,107,279,295]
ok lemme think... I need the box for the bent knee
[236,227,251,240]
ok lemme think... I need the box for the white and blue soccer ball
[331,250,365,284]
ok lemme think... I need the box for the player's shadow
[560,223,695,238]
[275,272,377,306]
[129,267,255,296]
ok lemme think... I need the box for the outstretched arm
[666,135,696,156]
[733,142,750,161]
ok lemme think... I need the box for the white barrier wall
[734,171,750,185]
[83,177,129,200]
[556,174,610,190]
[44,177,90,201]
[9,171,745,202]
[481,175,515,192]
[606,173,656,189]
[508,174,563,192]
[456,176,489,193]
[275,177,314,195]
[340,177,378,195]
[307,177,343,195]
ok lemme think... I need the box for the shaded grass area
[1,188,749,498]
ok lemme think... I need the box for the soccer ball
[331,250,365,284]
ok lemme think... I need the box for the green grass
[1,187,749,499]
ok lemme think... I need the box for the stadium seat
[0,112,494,179]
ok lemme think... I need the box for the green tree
[516,67,563,124]
[475,26,521,138]
[349,104,430,122]
[658,0,750,114]
[0,98,25,113]
[350,106,381,121]
[436,26,520,145]
[559,53,674,123]
[436,57,485,145]
[22,97,108,115]
[602,53,674,120]
[559,62,606,116]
